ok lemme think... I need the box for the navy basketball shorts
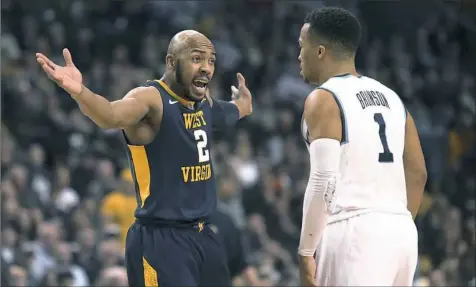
[125,221,231,287]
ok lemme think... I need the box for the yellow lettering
[193,115,202,128]
[190,166,196,182]
[181,167,190,182]
[183,114,193,129]
[195,165,201,181]
[198,111,207,126]
[200,165,206,180]
[181,164,212,183]
[183,111,207,130]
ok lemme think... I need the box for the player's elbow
[87,102,121,130]
[413,161,428,186]
[406,163,427,189]
[418,167,428,187]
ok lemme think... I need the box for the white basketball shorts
[315,212,418,286]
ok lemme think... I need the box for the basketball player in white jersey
[297,7,427,286]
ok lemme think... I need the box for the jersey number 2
[194,129,210,163]
[373,113,394,163]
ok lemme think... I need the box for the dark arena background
[1,0,475,286]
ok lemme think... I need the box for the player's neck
[160,74,202,103]
[321,61,358,83]
[160,75,188,100]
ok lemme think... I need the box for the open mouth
[192,79,209,92]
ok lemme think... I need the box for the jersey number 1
[373,113,394,163]
[194,129,210,163]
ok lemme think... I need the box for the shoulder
[303,88,340,120]
[303,88,342,142]
[123,86,161,103]
[123,85,164,116]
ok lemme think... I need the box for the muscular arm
[298,89,342,257]
[206,74,252,130]
[403,111,427,218]
[73,86,157,129]
[205,89,241,130]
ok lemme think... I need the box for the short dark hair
[304,7,361,56]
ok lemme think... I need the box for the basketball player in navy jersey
[37,30,253,286]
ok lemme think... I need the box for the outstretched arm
[36,49,156,129]
[74,86,153,129]
[208,73,252,130]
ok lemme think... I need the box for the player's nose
[199,63,212,75]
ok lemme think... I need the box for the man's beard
[175,60,196,101]
[175,59,184,87]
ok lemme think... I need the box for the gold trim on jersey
[143,256,159,286]
[128,145,151,207]
[155,80,196,109]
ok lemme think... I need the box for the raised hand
[36,48,83,96]
[231,73,253,116]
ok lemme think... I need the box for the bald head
[163,29,216,101]
[167,30,214,56]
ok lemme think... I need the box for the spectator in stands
[101,168,137,248]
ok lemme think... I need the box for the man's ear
[317,45,326,59]
[166,54,175,70]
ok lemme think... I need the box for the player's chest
[166,106,213,145]
[165,106,213,168]
[177,104,211,128]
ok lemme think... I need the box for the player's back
[312,74,410,222]
[124,80,216,223]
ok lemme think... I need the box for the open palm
[36,48,83,96]
[231,73,253,116]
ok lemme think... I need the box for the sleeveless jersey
[301,74,411,223]
[124,80,216,222]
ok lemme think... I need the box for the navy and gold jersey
[124,80,216,222]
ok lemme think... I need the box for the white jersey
[301,74,411,223]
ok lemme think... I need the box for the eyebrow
[191,48,216,56]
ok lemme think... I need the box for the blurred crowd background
[1,0,475,286]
